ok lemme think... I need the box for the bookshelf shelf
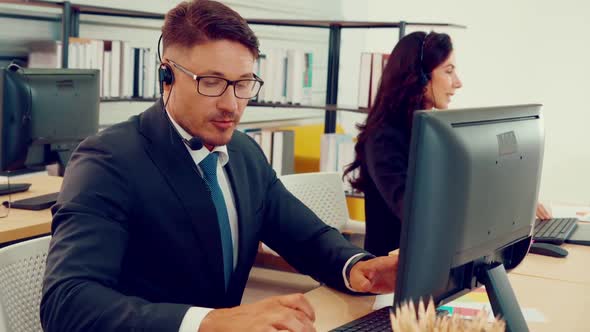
[3,0,463,132]
[99,99,370,114]
[100,97,157,103]
[246,19,466,30]
[3,2,465,30]
[0,11,60,23]
[248,102,369,114]
[1,0,61,10]
[71,4,164,20]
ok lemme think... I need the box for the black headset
[157,34,203,151]
[157,34,174,95]
[418,32,432,86]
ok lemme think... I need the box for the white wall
[340,0,590,205]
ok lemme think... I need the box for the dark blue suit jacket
[40,101,367,331]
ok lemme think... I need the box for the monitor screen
[0,66,99,173]
[393,104,543,331]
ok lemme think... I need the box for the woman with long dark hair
[345,31,551,257]
[344,31,462,256]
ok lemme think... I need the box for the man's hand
[199,293,316,332]
[349,255,398,294]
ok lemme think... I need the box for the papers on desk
[551,204,590,222]
[373,287,546,323]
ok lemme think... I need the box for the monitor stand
[480,263,529,332]
[54,146,73,177]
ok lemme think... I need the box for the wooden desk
[306,273,590,332]
[0,175,61,244]
[513,243,590,284]
[2,175,590,330]
[306,244,590,331]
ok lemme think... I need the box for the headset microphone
[157,34,204,151]
[160,99,204,151]
[183,137,204,150]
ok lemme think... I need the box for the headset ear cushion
[159,63,174,85]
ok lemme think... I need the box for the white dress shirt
[166,112,364,332]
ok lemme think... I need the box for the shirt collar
[166,110,229,167]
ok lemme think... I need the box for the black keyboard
[533,218,578,245]
[3,192,59,210]
[0,183,31,195]
[330,306,450,331]
[330,306,393,332]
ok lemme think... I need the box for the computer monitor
[0,66,99,174]
[0,66,99,206]
[394,104,543,332]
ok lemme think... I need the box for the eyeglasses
[167,59,264,99]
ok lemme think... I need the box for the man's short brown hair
[161,0,259,58]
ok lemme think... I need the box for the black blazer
[363,122,411,257]
[41,101,366,332]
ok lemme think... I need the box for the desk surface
[306,271,590,332]
[3,175,590,331]
[0,175,61,244]
[513,242,590,284]
[306,244,590,331]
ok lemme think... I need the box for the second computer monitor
[0,66,99,174]
[394,104,544,331]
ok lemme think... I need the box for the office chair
[279,172,365,234]
[259,172,365,262]
[0,236,50,332]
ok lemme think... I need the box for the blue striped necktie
[199,152,233,289]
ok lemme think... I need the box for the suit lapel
[138,101,225,293]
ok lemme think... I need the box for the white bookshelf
[0,0,338,130]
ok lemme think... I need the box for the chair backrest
[279,172,349,230]
[0,236,50,332]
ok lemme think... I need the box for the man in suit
[40,1,397,331]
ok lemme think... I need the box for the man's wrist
[345,253,375,284]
